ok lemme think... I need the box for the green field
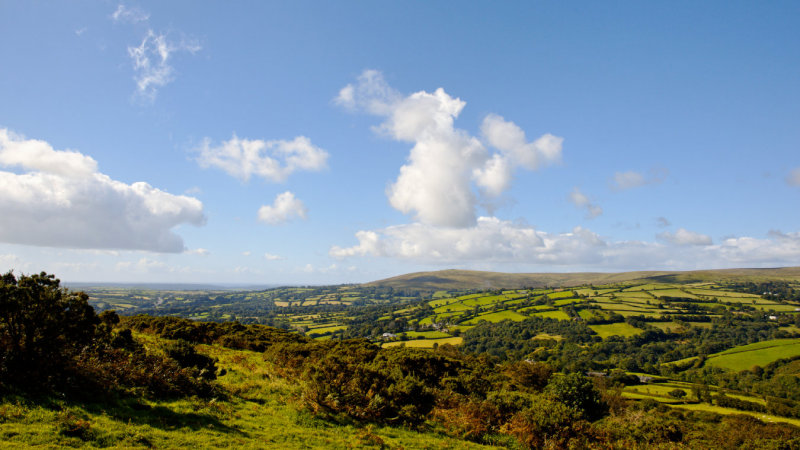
[705,339,800,370]
[402,330,452,339]
[383,337,464,348]
[687,288,761,298]
[531,310,571,320]
[553,298,584,306]
[306,325,347,336]
[646,321,683,332]
[651,289,699,299]
[589,323,643,338]
[463,310,529,324]
[669,403,800,428]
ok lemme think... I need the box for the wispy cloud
[657,228,712,246]
[127,30,201,101]
[111,4,150,24]
[264,253,284,260]
[611,168,668,191]
[787,167,800,186]
[569,187,603,219]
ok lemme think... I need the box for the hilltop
[365,267,800,292]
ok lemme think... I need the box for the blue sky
[1,1,798,284]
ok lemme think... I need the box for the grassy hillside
[0,340,491,449]
[4,269,800,448]
[366,267,800,292]
[4,323,799,449]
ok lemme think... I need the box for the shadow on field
[7,393,246,436]
[87,398,247,435]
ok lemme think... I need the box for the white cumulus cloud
[332,220,800,270]
[481,113,562,170]
[196,135,328,183]
[258,191,307,225]
[337,70,562,228]
[0,129,97,176]
[264,252,284,260]
[332,217,606,264]
[0,128,205,252]
[569,187,603,219]
[657,228,713,246]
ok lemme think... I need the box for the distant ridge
[65,282,280,291]
[365,267,800,292]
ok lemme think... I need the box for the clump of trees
[0,271,216,398]
[261,337,612,446]
[122,314,309,351]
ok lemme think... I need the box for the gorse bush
[162,339,219,381]
[262,335,612,446]
[0,272,98,389]
[122,314,308,351]
[0,271,216,398]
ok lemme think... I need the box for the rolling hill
[365,267,800,291]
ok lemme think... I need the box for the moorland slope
[366,267,800,291]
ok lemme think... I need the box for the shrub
[162,339,219,380]
[544,373,607,421]
[0,272,99,389]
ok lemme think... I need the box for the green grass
[546,291,576,299]
[617,310,666,318]
[433,303,473,314]
[668,403,800,428]
[715,296,775,304]
[306,325,346,336]
[623,381,696,399]
[595,303,657,313]
[462,295,508,307]
[429,297,461,308]
[647,321,684,332]
[462,310,529,324]
[518,305,556,314]
[621,291,657,299]
[578,309,600,319]
[0,343,489,449]
[751,303,800,312]
[553,298,584,306]
[383,337,464,348]
[651,289,699,299]
[532,333,562,341]
[622,284,675,291]
[781,325,800,334]
[687,288,761,298]
[589,323,643,338]
[403,331,452,339]
[705,338,800,371]
[531,310,571,320]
